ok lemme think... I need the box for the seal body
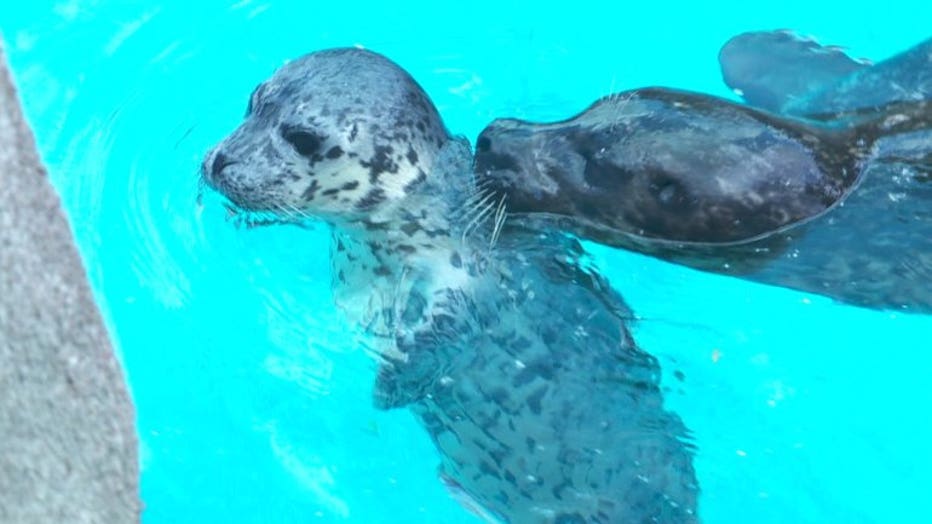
[474,45,932,311]
[475,88,871,244]
[203,48,698,522]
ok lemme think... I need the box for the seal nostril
[476,136,491,152]
[211,152,234,177]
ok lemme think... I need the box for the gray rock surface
[0,43,140,523]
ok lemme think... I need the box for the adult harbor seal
[202,48,698,523]
[474,35,932,312]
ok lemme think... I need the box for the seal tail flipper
[797,37,932,114]
[718,30,869,113]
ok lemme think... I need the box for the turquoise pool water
[2,1,931,522]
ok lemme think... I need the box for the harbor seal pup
[202,48,699,523]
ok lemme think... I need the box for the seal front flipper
[718,30,868,113]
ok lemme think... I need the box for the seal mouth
[196,168,310,229]
[199,148,285,215]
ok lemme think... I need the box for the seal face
[203,48,700,522]
[203,48,448,219]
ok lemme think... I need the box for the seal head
[202,48,449,220]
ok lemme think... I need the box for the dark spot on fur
[374,265,391,276]
[488,447,508,464]
[400,222,420,236]
[479,461,501,479]
[356,188,387,210]
[406,147,419,165]
[326,146,344,159]
[526,386,546,415]
[404,169,427,192]
[397,244,417,254]
[321,188,340,196]
[551,481,571,501]
[362,219,386,231]
[489,387,510,404]
[504,470,517,485]
[554,513,586,524]
[361,145,399,183]
[301,179,320,201]
[450,252,462,268]
[541,326,559,345]
[341,180,360,191]
[424,227,449,238]
[349,123,358,142]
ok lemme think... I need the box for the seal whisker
[488,193,507,250]
[459,188,497,245]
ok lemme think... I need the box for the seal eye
[281,126,324,157]
[657,183,678,204]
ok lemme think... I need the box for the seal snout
[204,150,235,182]
[199,146,265,211]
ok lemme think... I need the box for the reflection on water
[2,1,931,523]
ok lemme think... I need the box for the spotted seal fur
[474,35,932,311]
[202,48,699,523]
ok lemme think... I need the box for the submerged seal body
[203,48,698,522]
[474,36,932,312]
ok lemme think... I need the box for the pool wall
[0,44,139,523]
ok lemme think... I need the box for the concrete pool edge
[0,42,140,522]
